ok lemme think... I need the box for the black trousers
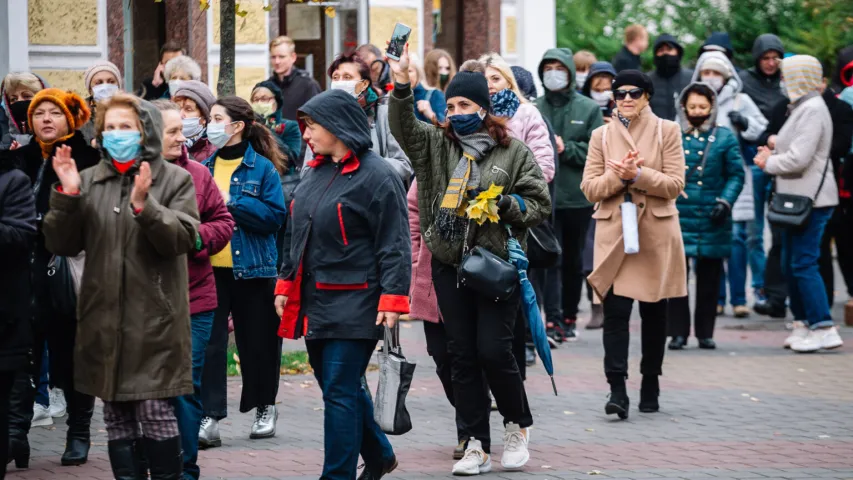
[763,226,788,308]
[1,370,15,477]
[422,321,465,442]
[531,266,562,328]
[667,257,724,339]
[432,260,532,453]
[555,207,594,320]
[512,308,527,381]
[819,199,853,305]
[202,268,282,418]
[602,291,668,378]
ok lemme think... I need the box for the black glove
[710,201,730,226]
[728,111,749,131]
[497,194,512,215]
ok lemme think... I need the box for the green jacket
[535,48,604,209]
[388,84,551,266]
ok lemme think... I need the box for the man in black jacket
[611,24,648,73]
[267,36,322,121]
[648,34,693,121]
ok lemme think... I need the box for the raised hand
[385,42,411,84]
[130,161,152,211]
[52,145,82,194]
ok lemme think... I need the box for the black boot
[605,375,630,420]
[668,336,687,350]
[697,338,717,349]
[142,436,183,480]
[108,439,144,480]
[639,375,660,413]
[7,371,34,469]
[7,428,30,469]
[61,391,95,466]
[357,454,398,480]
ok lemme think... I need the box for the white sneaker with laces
[501,423,530,470]
[784,321,809,349]
[49,388,67,418]
[31,403,53,427]
[452,438,491,476]
[791,327,844,353]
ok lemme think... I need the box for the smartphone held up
[385,22,412,61]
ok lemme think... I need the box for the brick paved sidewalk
[8,297,853,480]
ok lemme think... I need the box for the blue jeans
[173,311,215,480]
[36,342,49,407]
[306,339,394,480]
[781,207,835,329]
[720,220,768,306]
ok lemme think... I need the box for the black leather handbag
[767,158,830,230]
[526,222,561,269]
[458,246,518,302]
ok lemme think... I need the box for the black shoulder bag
[766,158,830,230]
[458,220,518,302]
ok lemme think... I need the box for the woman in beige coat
[580,70,686,420]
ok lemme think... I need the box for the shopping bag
[373,324,416,435]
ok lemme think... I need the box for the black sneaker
[546,321,563,347]
[605,392,630,420]
[562,318,578,342]
[753,300,787,318]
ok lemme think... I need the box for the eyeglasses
[613,88,645,101]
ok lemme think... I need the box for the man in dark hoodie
[535,48,604,342]
[648,34,693,121]
[267,36,322,121]
[612,24,648,73]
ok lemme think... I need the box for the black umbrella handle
[551,376,558,396]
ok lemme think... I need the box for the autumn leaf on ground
[263,4,273,12]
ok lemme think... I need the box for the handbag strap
[812,156,831,201]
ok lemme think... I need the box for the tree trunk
[217,0,236,96]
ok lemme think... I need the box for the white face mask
[92,83,119,102]
[543,70,569,91]
[575,72,589,90]
[330,80,360,98]
[182,117,205,141]
[591,90,612,107]
[701,75,724,92]
[168,80,184,98]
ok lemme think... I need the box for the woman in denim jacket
[199,96,287,446]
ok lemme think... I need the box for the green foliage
[557,0,853,78]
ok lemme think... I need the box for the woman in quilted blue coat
[667,82,744,350]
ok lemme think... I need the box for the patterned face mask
[490,88,520,118]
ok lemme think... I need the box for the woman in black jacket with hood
[275,89,410,480]
[0,155,36,475]
[8,88,100,470]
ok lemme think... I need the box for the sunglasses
[613,88,645,101]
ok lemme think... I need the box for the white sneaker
[31,403,53,427]
[452,438,491,476]
[49,388,67,418]
[784,321,809,349]
[791,327,844,353]
[501,423,530,470]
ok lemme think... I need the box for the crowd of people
[0,22,851,480]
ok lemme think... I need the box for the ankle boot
[7,428,30,469]
[639,375,660,413]
[143,436,183,480]
[604,375,630,420]
[7,371,34,469]
[108,439,144,480]
[61,391,95,465]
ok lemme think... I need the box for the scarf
[617,111,631,128]
[357,86,380,118]
[37,131,75,159]
[436,132,497,242]
[491,89,520,118]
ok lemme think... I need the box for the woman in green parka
[667,82,744,351]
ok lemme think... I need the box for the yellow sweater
[209,157,242,268]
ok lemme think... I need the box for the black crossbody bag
[767,158,830,230]
[457,220,518,302]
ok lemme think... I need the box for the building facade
[0,0,555,100]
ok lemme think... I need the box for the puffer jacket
[389,83,551,266]
[506,102,555,182]
[276,90,410,341]
[675,83,745,258]
[42,100,200,401]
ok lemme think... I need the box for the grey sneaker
[198,416,221,449]
[250,405,278,439]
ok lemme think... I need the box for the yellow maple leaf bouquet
[465,184,504,225]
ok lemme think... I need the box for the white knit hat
[84,61,123,92]
[699,56,733,79]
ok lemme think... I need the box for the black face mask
[654,54,681,77]
[687,114,711,128]
[9,100,32,134]
[440,73,450,88]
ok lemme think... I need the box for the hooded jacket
[253,80,303,161]
[276,90,411,341]
[648,34,694,121]
[535,48,604,209]
[581,61,617,118]
[42,100,200,401]
[0,73,50,150]
[675,83,744,258]
[700,32,735,60]
[739,34,787,120]
[267,67,323,121]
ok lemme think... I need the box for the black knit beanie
[612,69,655,98]
[445,71,491,111]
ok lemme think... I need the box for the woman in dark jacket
[275,88,410,480]
[0,155,36,475]
[199,96,287,447]
[7,88,101,470]
[42,93,200,479]
[388,45,551,475]
[581,61,618,121]
[667,82,744,350]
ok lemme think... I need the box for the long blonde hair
[477,52,528,104]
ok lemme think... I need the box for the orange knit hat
[27,88,91,132]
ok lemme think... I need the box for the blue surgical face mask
[207,122,235,149]
[102,130,142,163]
[448,109,486,136]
